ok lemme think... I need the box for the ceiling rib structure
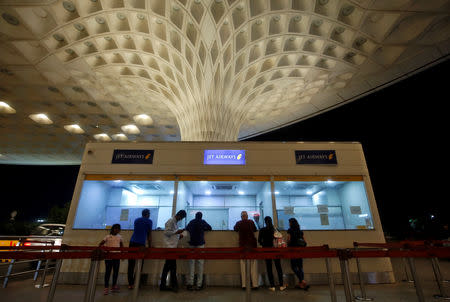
[0,0,449,164]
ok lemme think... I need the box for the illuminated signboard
[204,150,246,165]
[112,150,154,164]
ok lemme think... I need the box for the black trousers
[160,259,177,288]
[105,259,120,288]
[290,258,304,282]
[128,242,145,286]
[265,259,283,287]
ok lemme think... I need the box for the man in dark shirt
[185,212,212,290]
[128,209,152,289]
[234,211,258,289]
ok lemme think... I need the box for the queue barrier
[0,242,449,302]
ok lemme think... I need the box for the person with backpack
[287,218,309,290]
[258,216,286,291]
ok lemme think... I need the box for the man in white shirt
[160,210,186,292]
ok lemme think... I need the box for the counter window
[176,181,273,230]
[73,180,174,230]
[275,180,374,230]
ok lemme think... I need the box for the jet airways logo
[112,150,154,164]
[295,150,337,165]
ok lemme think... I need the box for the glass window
[176,180,273,230]
[73,180,175,230]
[275,180,374,230]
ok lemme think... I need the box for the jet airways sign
[112,150,154,164]
[204,150,246,165]
[295,150,337,165]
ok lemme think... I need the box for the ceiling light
[2,13,19,25]
[74,23,85,31]
[112,133,128,141]
[133,114,153,126]
[29,113,53,124]
[93,133,111,141]
[0,101,16,114]
[64,124,84,134]
[170,190,174,194]
[238,191,245,195]
[95,16,105,24]
[341,5,355,16]
[205,190,211,195]
[121,124,140,134]
[117,12,126,20]
[275,191,279,195]
[62,1,76,13]
[318,0,329,5]
[53,34,65,42]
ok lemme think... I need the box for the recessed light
[121,124,140,134]
[53,34,65,42]
[112,133,128,141]
[93,133,112,142]
[74,23,85,31]
[0,101,16,114]
[29,113,53,125]
[2,13,19,26]
[117,12,126,20]
[62,1,76,13]
[133,114,153,126]
[64,124,84,134]
[95,16,105,24]
[341,5,355,16]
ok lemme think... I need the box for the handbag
[296,237,307,247]
[273,229,287,248]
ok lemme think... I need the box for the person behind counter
[160,210,187,292]
[99,224,123,295]
[258,216,286,291]
[185,211,212,291]
[234,211,258,290]
[287,218,309,290]
[127,209,152,290]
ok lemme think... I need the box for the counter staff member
[234,211,258,290]
[127,209,152,290]
[160,210,187,292]
[185,211,212,291]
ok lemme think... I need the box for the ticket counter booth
[60,142,394,285]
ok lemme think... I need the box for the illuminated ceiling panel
[0,0,449,164]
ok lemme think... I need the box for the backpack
[273,229,287,248]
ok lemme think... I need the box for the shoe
[296,282,310,291]
[242,287,246,291]
[194,285,203,291]
[251,287,259,290]
[268,287,275,292]
[111,285,120,292]
[279,285,287,291]
[103,288,109,295]
[171,287,179,293]
[187,285,194,291]
[128,285,134,290]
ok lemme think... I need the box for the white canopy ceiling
[0,0,449,164]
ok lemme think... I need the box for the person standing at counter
[128,209,152,290]
[258,216,286,291]
[287,218,309,290]
[234,211,258,289]
[185,211,212,291]
[160,210,187,292]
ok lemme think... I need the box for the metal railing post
[38,259,50,288]
[83,259,96,302]
[339,249,354,302]
[87,260,100,302]
[325,257,337,302]
[2,259,15,288]
[353,245,373,301]
[431,257,450,300]
[34,260,42,281]
[407,257,425,302]
[131,259,143,302]
[402,256,414,282]
[46,258,62,302]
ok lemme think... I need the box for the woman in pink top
[99,224,123,295]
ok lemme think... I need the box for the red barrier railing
[1,242,449,302]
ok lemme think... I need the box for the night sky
[0,58,448,235]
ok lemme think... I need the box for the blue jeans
[290,258,304,282]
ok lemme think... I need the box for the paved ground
[2,258,449,302]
